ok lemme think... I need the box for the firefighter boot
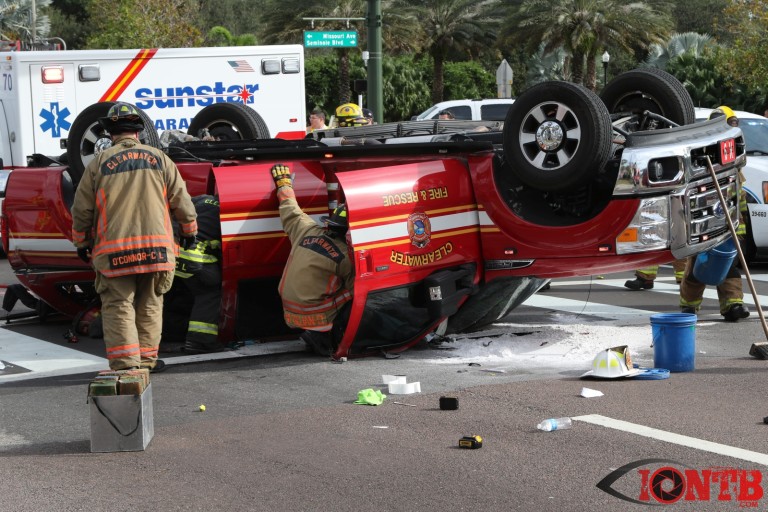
[624,277,654,290]
[723,303,750,322]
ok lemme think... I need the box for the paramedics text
[133,82,260,131]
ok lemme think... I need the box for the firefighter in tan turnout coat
[71,102,198,371]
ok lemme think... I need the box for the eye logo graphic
[597,459,764,506]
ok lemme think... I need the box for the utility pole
[366,0,383,124]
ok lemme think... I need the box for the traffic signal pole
[367,0,383,124]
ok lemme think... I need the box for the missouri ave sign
[304,31,358,48]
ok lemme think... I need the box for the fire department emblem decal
[407,212,431,248]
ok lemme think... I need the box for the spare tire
[600,68,695,129]
[66,102,160,184]
[502,81,612,192]
[187,103,270,140]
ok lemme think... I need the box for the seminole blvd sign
[303,31,358,48]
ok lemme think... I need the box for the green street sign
[304,31,358,48]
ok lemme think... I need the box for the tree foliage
[713,1,768,92]
[389,0,500,104]
[86,0,203,48]
[506,0,672,90]
[0,0,52,43]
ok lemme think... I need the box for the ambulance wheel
[600,67,695,130]
[67,101,161,184]
[502,81,612,192]
[187,103,270,141]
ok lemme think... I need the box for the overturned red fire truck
[1,68,745,358]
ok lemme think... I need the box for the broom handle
[705,156,768,340]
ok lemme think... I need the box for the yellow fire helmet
[709,105,736,122]
[335,103,368,127]
[581,345,642,379]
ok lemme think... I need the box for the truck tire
[600,67,695,129]
[502,81,612,192]
[67,101,161,184]
[187,103,270,140]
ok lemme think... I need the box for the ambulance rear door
[29,62,77,161]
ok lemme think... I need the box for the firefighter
[271,163,354,356]
[624,259,687,290]
[172,195,225,354]
[679,106,749,321]
[335,103,369,128]
[71,102,197,372]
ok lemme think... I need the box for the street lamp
[602,51,610,86]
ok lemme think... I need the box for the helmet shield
[98,102,145,133]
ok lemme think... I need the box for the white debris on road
[419,323,658,369]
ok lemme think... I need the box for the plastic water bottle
[536,417,572,432]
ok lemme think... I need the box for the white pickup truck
[413,98,515,121]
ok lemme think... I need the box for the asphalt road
[3,259,768,511]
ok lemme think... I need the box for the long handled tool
[705,156,768,355]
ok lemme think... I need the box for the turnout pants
[636,259,687,282]
[96,271,173,370]
[679,256,744,314]
[180,263,222,351]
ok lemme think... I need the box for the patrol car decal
[99,48,158,102]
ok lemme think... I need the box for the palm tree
[645,32,714,69]
[390,0,500,104]
[260,0,366,106]
[505,0,672,89]
[0,0,51,46]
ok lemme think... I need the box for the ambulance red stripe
[99,48,158,102]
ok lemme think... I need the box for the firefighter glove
[77,247,91,263]
[180,234,197,250]
[271,164,293,189]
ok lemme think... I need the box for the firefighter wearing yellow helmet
[335,103,368,127]
[680,106,749,321]
[709,105,739,127]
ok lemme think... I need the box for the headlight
[616,197,670,254]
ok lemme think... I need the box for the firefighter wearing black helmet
[71,101,198,372]
[271,163,353,356]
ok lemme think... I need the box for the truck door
[334,157,482,356]
[29,63,77,159]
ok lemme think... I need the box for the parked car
[413,98,515,121]
[696,107,768,262]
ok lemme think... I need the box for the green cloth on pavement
[354,388,386,405]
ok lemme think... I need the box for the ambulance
[0,44,307,170]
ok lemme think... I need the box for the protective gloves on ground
[77,247,91,263]
[271,164,292,189]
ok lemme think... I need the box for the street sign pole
[367,0,383,124]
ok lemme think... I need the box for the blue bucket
[693,238,737,285]
[651,313,697,372]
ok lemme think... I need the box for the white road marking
[539,276,768,310]
[0,328,306,384]
[574,414,768,466]
[0,428,30,449]
[0,328,107,383]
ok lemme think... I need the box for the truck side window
[450,106,472,120]
[481,104,512,121]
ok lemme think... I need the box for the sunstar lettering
[134,83,260,109]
